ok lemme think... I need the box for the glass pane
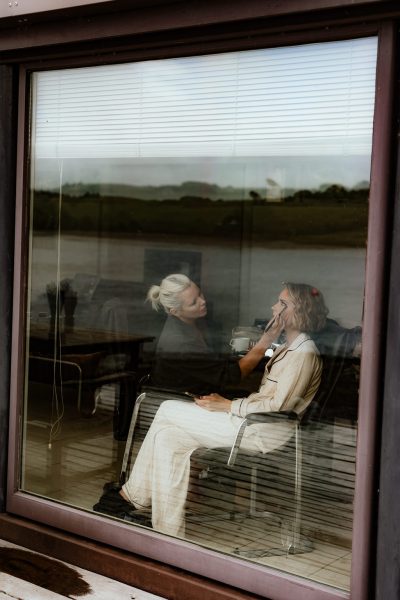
[23,37,377,592]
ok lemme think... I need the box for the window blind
[31,37,377,159]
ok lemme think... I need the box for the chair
[192,409,309,557]
[310,319,361,423]
[119,384,192,484]
[28,353,137,440]
[302,320,361,504]
[28,355,84,411]
[191,321,361,556]
[118,321,361,553]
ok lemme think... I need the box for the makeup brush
[264,306,286,333]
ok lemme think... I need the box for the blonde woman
[147,273,280,393]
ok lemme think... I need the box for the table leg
[113,377,136,441]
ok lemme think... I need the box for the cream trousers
[122,399,253,537]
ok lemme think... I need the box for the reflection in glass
[23,36,377,591]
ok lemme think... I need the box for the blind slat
[32,37,377,159]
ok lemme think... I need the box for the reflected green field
[33,191,368,248]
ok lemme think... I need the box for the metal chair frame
[118,321,360,555]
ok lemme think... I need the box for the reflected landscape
[24,171,365,590]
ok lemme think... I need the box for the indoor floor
[22,384,355,592]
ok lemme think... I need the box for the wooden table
[28,324,154,439]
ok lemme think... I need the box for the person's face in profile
[271,288,296,331]
[174,283,207,324]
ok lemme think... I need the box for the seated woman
[95,283,328,536]
[147,273,278,394]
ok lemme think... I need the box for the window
[19,36,377,595]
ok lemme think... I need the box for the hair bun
[147,284,162,310]
[147,273,192,313]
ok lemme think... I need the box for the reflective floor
[23,385,354,591]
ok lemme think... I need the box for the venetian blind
[31,37,377,159]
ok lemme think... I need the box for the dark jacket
[150,315,241,394]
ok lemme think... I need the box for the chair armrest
[141,384,194,402]
[227,410,298,466]
[29,355,83,384]
[245,410,298,425]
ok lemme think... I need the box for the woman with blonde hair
[146,273,280,394]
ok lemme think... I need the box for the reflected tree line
[31,182,369,247]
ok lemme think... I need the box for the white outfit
[122,333,321,537]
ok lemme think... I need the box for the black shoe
[93,488,133,515]
[123,511,153,528]
[93,493,152,527]
[93,501,128,519]
[93,501,152,527]
[103,481,122,493]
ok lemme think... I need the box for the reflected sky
[34,155,371,194]
[31,37,377,193]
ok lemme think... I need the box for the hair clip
[311,287,319,296]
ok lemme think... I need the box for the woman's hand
[195,393,231,412]
[257,311,285,348]
[237,312,285,379]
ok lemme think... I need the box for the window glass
[23,37,377,591]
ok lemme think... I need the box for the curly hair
[284,282,329,333]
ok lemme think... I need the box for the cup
[230,337,250,353]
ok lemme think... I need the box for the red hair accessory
[311,287,319,296]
